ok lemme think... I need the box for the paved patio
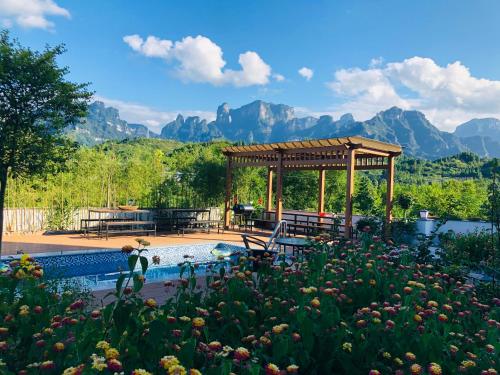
[1,229,270,256]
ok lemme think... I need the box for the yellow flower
[91,354,107,372]
[20,254,31,266]
[342,342,352,352]
[168,364,187,375]
[192,317,205,328]
[286,364,299,373]
[160,355,180,370]
[410,364,422,374]
[62,367,80,375]
[394,357,403,366]
[383,352,391,359]
[189,370,202,375]
[369,279,376,286]
[105,347,120,359]
[405,352,416,361]
[266,363,280,375]
[132,370,152,375]
[427,300,438,308]
[428,362,442,375]
[310,298,320,308]
[179,316,191,323]
[96,341,110,350]
[461,360,476,368]
[19,307,30,317]
[272,324,288,334]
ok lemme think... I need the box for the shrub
[439,230,499,269]
[0,238,499,374]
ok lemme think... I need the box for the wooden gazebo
[222,136,402,238]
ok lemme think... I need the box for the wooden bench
[288,222,343,237]
[81,218,132,238]
[103,220,156,240]
[177,219,223,236]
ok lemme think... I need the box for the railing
[267,220,287,252]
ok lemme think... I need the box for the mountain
[161,102,498,158]
[69,100,500,159]
[65,101,160,145]
[160,114,222,142]
[454,118,500,143]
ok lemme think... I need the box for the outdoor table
[84,208,151,238]
[275,236,308,255]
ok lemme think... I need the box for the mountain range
[66,100,500,159]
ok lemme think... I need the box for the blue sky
[2,0,500,131]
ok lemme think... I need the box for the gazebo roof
[222,136,402,155]
[222,136,401,170]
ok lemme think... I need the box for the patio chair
[241,234,278,257]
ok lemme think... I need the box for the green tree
[0,31,91,254]
[397,192,414,221]
[354,176,376,215]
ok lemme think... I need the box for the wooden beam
[232,158,389,169]
[275,151,284,223]
[318,169,325,214]
[385,155,395,239]
[224,156,233,228]
[344,149,356,239]
[355,148,390,157]
[265,168,273,211]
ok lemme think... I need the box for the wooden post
[224,155,233,228]
[275,152,284,223]
[318,169,325,220]
[385,155,395,239]
[265,168,273,211]
[344,149,356,238]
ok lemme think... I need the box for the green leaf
[128,254,139,271]
[133,274,144,292]
[116,273,126,293]
[140,256,148,274]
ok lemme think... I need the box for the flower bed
[0,237,499,374]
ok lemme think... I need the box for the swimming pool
[14,243,245,290]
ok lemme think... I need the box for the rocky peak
[339,113,355,124]
[216,103,231,124]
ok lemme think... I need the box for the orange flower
[192,317,205,328]
[428,363,442,375]
[53,342,65,352]
[438,314,448,322]
[107,358,123,372]
[410,364,422,374]
[234,347,251,361]
[405,352,416,361]
[310,298,320,308]
[265,363,280,375]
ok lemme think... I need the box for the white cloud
[369,57,384,68]
[94,96,215,133]
[0,0,69,30]
[123,34,272,87]
[273,73,285,82]
[327,56,500,131]
[298,67,314,81]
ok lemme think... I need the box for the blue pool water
[19,243,245,290]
